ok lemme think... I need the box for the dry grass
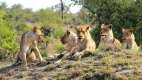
[1,50,142,80]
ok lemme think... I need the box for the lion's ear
[40,26,44,30]
[32,26,38,32]
[129,29,134,33]
[86,25,90,30]
[90,24,96,30]
[108,24,112,29]
[122,28,125,33]
[101,24,105,29]
[66,30,70,35]
[75,26,79,31]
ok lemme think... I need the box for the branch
[60,0,64,19]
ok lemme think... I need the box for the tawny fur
[26,49,37,62]
[16,26,44,68]
[76,24,96,53]
[61,30,78,54]
[98,24,121,51]
[122,28,139,50]
[57,25,96,62]
[16,49,37,63]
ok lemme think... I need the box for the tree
[0,8,17,60]
[72,0,142,45]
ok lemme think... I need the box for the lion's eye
[124,33,129,36]
[101,29,105,32]
[126,33,129,36]
[82,31,85,34]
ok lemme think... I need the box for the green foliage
[0,8,17,60]
[73,0,142,45]
[54,40,64,53]
[0,3,76,60]
[33,9,65,38]
[0,23,17,50]
[0,9,17,50]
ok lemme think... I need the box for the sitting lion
[122,28,139,50]
[76,24,96,53]
[98,23,121,51]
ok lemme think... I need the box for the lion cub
[98,24,121,51]
[122,28,139,50]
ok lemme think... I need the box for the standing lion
[16,26,44,69]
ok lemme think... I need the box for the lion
[16,26,44,69]
[57,25,96,62]
[76,24,96,53]
[122,28,139,50]
[98,24,121,51]
[61,30,78,54]
[16,48,37,64]
[52,30,79,63]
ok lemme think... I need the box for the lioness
[61,30,78,54]
[122,28,139,50]
[76,24,96,53]
[98,24,121,51]
[16,26,44,69]
[58,24,96,61]
[53,30,78,63]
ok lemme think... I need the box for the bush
[0,8,17,60]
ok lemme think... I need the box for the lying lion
[57,24,96,62]
[61,30,78,54]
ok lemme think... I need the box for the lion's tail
[11,54,22,67]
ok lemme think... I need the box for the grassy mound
[0,50,142,80]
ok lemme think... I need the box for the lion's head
[32,26,44,43]
[76,25,91,41]
[100,24,114,40]
[122,28,134,42]
[61,30,77,44]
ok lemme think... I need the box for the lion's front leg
[32,40,44,62]
[34,47,44,62]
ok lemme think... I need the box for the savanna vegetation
[0,2,79,60]
[72,0,142,46]
[0,0,142,59]
[1,0,142,60]
[1,0,142,79]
